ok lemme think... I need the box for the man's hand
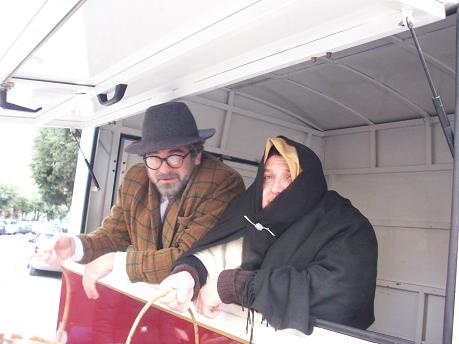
[194,278,222,318]
[82,252,116,299]
[157,271,195,313]
[40,236,76,267]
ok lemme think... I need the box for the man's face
[262,155,292,208]
[145,146,202,199]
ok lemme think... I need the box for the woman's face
[262,155,292,208]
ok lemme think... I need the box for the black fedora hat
[125,102,215,155]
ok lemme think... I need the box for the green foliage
[0,184,40,219]
[31,128,80,219]
[0,128,79,220]
[14,195,31,213]
[0,184,19,217]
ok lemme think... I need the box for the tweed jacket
[78,153,245,283]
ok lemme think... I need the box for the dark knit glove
[217,268,252,304]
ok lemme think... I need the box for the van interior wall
[82,89,452,344]
[325,121,452,343]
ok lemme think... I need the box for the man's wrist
[70,235,84,262]
[112,252,130,281]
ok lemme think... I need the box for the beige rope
[188,308,200,344]
[55,268,71,342]
[125,291,200,344]
[125,291,169,344]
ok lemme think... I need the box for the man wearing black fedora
[43,102,245,299]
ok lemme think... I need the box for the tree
[0,183,43,219]
[0,184,19,217]
[14,195,34,220]
[30,196,45,221]
[31,128,80,219]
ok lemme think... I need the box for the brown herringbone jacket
[78,153,245,283]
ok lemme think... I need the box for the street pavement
[0,233,62,340]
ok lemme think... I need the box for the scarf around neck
[180,136,328,268]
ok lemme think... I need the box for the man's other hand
[82,252,115,299]
[157,271,194,313]
[40,235,76,267]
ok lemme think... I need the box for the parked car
[4,220,34,234]
[0,220,6,235]
[16,221,34,234]
[28,228,63,275]
[4,220,19,234]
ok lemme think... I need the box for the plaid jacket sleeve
[77,189,135,264]
[126,157,245,284]
[77,163,150,263]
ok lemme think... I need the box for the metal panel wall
[324,120,452,344]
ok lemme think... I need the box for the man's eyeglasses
[143,151,191,170]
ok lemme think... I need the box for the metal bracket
[97,84,127,106]
[0,89,42,113]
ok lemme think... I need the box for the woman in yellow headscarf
[159,136,377,341]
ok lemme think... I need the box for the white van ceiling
[0,0,455,130]
[226,13,457,131]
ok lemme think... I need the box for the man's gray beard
[152,164,195,198]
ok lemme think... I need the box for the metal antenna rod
[406,17,455,156]
[70,129,100,191]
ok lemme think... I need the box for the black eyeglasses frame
[143,151,191,170]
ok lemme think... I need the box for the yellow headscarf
[263,137,302,180]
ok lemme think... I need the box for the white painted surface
[0,1,446,127]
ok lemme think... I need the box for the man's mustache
[156,173,180,181]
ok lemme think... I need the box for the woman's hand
[157,271,195,313]
[194,278,222,318]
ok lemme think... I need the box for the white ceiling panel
[341,44,455,115]
[239,79,369,130]
[289,63,423,124]
[416,23,456,70]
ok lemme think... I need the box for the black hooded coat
[174,136,377,334]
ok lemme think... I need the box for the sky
[0,123,39,195]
